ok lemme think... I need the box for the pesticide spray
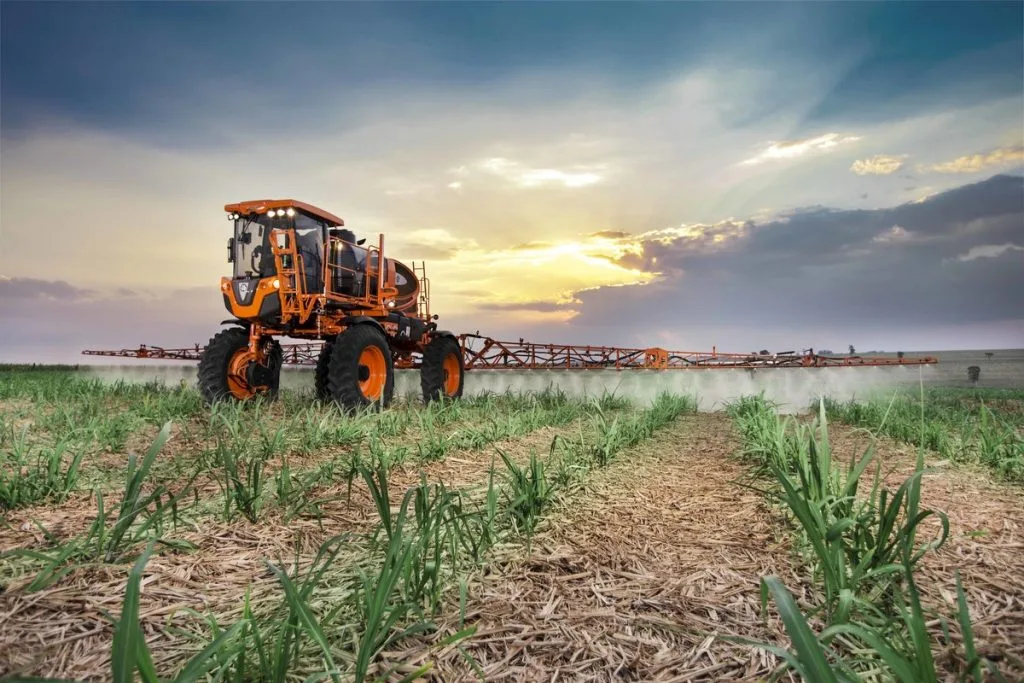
[80,363,938,413]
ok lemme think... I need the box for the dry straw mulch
[0,417,603,679]
[828,425,1024,678]
[0,415,595,555]
[396,414,802,681]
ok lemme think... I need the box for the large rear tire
[314,339,334,401]
[326,325,394,412]
[198,328,282,404]
[420,335,464,404]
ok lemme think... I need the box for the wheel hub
[227,349,259,400]
[442,352,461,396]
[357,345,387,400]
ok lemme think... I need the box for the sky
[2,1,1023,362]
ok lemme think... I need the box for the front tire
[314,339,334,401]
[198,328,282,404]
[421,335,464,404]
[326,325,394,412]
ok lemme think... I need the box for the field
[2,362,1023,682]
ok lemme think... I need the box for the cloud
[508,241,554,250]
[626,219,754,261]
[740,132,861,166]
[920,145,1024,174]
[910,188,938,204]
[3,21,1024,359]
[483,301,579,324]
[486,300,575,312]
[872,225,914,243]
[4,66,1020,295]
[850,154,907,175]
[0,276,96,301]
[563,174,1024,350]
[432,235,653,312]
[460,157,607,188]
[400,228,473,261]
[953,242,1024,262]
[0,284,229,363]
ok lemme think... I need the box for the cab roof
[224,199,345,226]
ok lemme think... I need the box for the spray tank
[390,259,420,316]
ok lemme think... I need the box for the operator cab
[225,199,361,297]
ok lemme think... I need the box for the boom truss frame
[81,335,938,370]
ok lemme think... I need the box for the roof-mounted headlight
[285,208,295,217]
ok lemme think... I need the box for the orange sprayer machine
[200,199,462,411]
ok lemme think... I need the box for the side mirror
[227,237,235,263]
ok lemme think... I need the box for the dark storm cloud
[728,173,1023,265]
[5,2,1020,147]
[572,174,1024,332]
[0,277,95,300]
[800,4,1022,127]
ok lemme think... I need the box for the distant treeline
[0,364,83,372]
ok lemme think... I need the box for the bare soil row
[3,410,1023,680]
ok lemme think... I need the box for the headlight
[272,278,280,289]
[267,209,277,217]
[285,208,295,217]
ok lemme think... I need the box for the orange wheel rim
[227,349,258,399]
[442,352,461,396]
[358,345,387,400]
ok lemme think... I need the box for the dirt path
[827,424,1024,676]
[397,413,800,681]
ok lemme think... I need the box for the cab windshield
[234,217,274,278]
[232,212,328,292]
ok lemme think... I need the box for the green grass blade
[820,623,918,682]
[762,576,839,683]
[955,571,983,682]
[173,621,247,682]
[111,541,156,683]
[268,562,340,682]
